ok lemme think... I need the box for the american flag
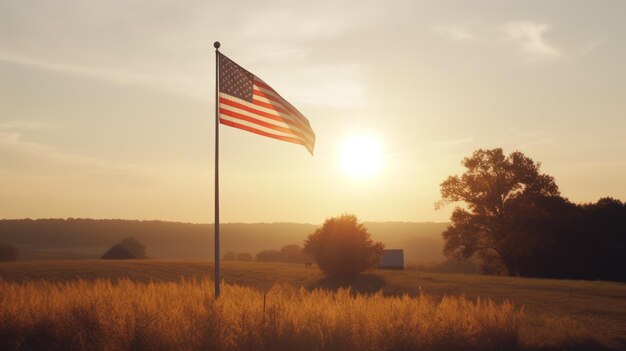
[218,52,315,155]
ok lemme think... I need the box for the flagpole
[213,41,221,298]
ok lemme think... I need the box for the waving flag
[217,52,315,155]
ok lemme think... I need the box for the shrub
[119,237,146,258]
[303,214,384,279]
[101,237,146,259]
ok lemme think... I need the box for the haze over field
[1,1,626,224]
[0,219,447,264]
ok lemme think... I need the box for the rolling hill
[0,219,448,263]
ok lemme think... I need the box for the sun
[341,135,384,178]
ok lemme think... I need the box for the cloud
[0,51,209,102]
[498,129,555,150]
[0,130,105,169]
[431,137,475,147]
[286,64,367,108]
[0,51,141,85]
[0,120,50,130]
[581,37,607,55]
[0,128,153,186]
[241,10,350,41]
[0,1,374,111]
[261,49,311,61]
[505,21,561,60]
[435,25,475,42]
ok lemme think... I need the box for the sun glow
[341,135,384,178]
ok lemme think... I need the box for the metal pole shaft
[214,41,221,298]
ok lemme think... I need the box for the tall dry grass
[0,279,614,351]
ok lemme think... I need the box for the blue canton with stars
[219,53,254,102]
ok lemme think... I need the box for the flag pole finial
[214,41,221,50]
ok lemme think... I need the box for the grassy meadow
[1,260,625,350]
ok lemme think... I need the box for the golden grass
[0,279,616,351]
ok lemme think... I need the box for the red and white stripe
[219,77,315,154]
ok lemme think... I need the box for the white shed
[377,249,404,270]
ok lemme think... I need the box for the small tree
[0,242,18,262]
[101,237,147,259]
[119,237,147,259]
[223,252,236,261]
[303,214,384,279]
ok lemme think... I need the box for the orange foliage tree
[437,148,559,274]
[303,214,384,279]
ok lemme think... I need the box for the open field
[1,260,625,349]
[0,278,601,351]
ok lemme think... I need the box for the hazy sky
[1,0,625,224]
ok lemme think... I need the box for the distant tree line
[439,148,626,282]
[0,219,447,264]
[255,244,308,263]
[222,252,253,262]
[222,245,310,264]
[0,218,210,247]
[0,219,318,260]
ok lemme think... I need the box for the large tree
[436,148,560,274]
[303,214,384,279]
